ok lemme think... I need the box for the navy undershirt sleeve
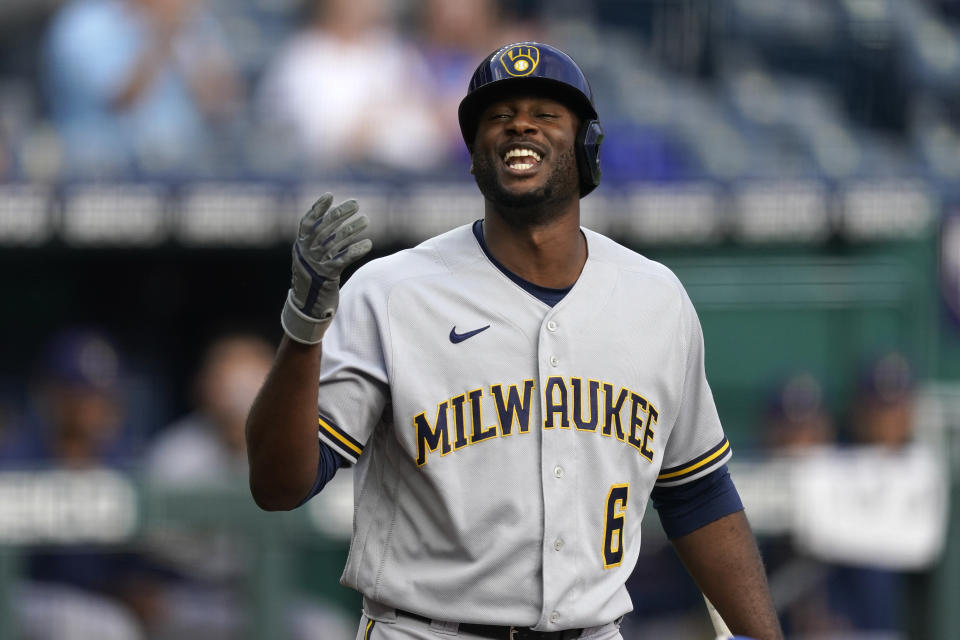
[296,439,348,507]
[651,464,744,539]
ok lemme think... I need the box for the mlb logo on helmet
[500,45,539,77]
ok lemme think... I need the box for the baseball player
[247,42,783,640]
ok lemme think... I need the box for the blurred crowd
[0,327,356,640]
[0,324,927,640]
[622,352,927,640]
[0,0,531,181]
[4,0,960,182]
[757,355,919,640]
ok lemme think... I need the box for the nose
[506,110,538,135]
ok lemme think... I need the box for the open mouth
[502,146,543,172]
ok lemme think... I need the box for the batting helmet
[458,42,604,197]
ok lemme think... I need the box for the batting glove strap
[281,289,334,345]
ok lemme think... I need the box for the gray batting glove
[280,193,373,344]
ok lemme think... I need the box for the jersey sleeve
[315,271,390,464]
[655,287,732,488]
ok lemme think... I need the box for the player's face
[470,95,580,219]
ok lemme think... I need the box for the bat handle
[704,595,733,639]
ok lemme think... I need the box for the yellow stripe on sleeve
[657,439,730,480]
[318,417,362,456]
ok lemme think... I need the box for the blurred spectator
[143,333,354,640]
[43,0,241,177]
[145,333,272,485]
[757,373,845,638]
[849,351,916,450]
[806,351,920,639]
[0,328,157,640]
[0,328,133,467]
[256,0,446,173]
[761,372,835,453]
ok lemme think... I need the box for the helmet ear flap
[576,119,604,196]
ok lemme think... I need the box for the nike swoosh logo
[449,325,490,344]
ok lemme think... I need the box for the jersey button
[553,538,564,551]
[550,612,560,624]
[553,465,564,478]
[549,355,559,367]
[546,320,558,332]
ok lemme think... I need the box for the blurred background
[0,0,959,638]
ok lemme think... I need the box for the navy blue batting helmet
[458,42,604,197]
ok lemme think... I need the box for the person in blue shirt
[43,0,240,177]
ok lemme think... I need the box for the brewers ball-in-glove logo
[500,45,539,77]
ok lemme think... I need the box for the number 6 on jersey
[603,483,629,568]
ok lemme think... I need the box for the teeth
[503,148,542,163]
[513,163,533,170]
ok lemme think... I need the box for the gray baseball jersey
[315,223,731,631]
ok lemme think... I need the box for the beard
[472,145,580,227]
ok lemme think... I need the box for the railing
[0,469,354,640]
[0,178,940,248]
